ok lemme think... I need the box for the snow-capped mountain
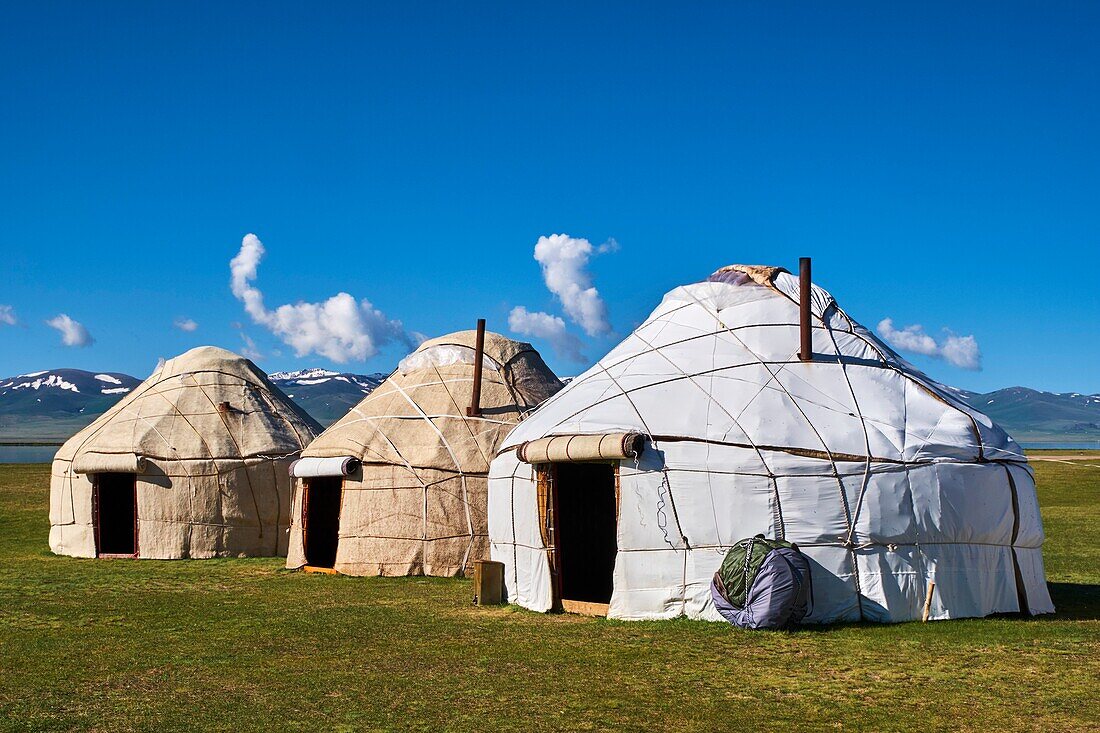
[960,387,1100,441]
[0,369,141,405]
[268,369,389,426]
[0,369,142,440]
[268,368,340,381]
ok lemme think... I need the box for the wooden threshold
[303,565,337,575]
[561,599,609,617]
[97,553,138,559]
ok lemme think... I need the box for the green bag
[714,534,800,609]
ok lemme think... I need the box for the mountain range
[943,385,1100,442]
[1,367,1097,444]
[267,368,388,425]
[0,369,143,442]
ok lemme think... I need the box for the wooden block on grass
[473,560,504,605]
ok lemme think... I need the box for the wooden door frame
[92,473,138,558]
[301,476,344,572]
[537,461,620,616]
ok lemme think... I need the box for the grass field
[1,460,1098,732]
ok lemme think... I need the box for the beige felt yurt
[49,346,321,559]
[286,328,562,577]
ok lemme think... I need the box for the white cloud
[0,305,16,326]
[174,317,198,332]
[46,314,94,347]
[230,233,412,363]
[876,319,939,357]
[508,306,586,362]
[230,234,268,322]
[596,237,620,254]
[877,318,982,370]
[533,233,612,336]
[239,332,263,361]
[940,333,981,371]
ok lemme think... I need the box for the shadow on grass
[704,582,1100,631]
[1046,582,1100,621]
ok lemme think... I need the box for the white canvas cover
[488,265,1054,623]
[285,330,563,577]
[49,346,321,559]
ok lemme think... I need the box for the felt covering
[71,452,147,474]
[289,456,361,478]
[517,432,644,464]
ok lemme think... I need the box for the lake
[1019,441,1100,450]
[0,445,60,463]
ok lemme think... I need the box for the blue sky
[1,1,1097,393]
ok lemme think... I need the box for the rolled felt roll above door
[289,456,362,478]
[72,452,147,474]
[516,432,645,464]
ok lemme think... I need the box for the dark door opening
[303,477,342,568]
[95,472,136,557]
[552,462,617,611]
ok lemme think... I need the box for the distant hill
[0,369,142,441]
[267,368,388,426]
[1,366,1095,445]
[953,386,1100,443]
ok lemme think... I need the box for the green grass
[1,461,1098,733]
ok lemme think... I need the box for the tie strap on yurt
[517,432,645,464]
[72,452,147,474]
[289,456,362,478]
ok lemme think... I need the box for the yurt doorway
[547,462,618,615]
[94,473,137,557]
[303,477,342,569]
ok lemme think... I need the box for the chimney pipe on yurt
[799,257,812,361]
[467,318,486,417]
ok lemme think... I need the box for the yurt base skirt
[493,541,1054,623]
[288,534,490,577]
[50,520,292,559]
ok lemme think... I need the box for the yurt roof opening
[50,346,322,560]
[488,261,1053,623]
[286,322,563,577]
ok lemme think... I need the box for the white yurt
[50,346,321,559]
[285,328,562,577]
[488,264,1054,622]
